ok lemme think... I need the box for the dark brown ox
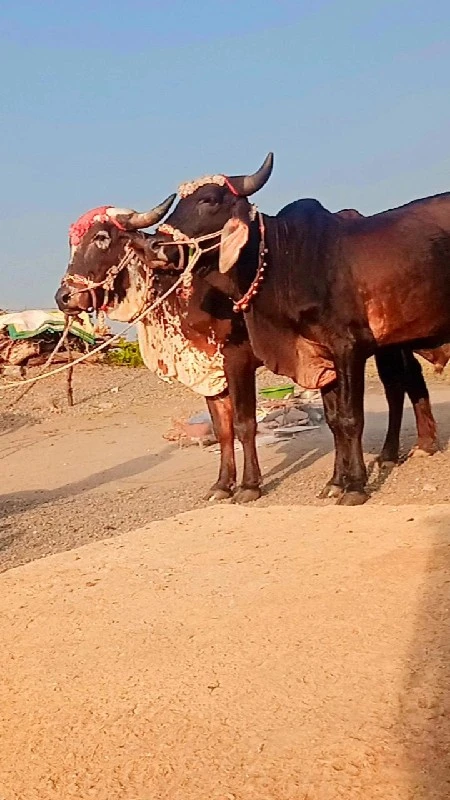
[146,153,450,505]
[55,192,443,505]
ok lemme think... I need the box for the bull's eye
[199,197,216,205]
[94,230,111,250]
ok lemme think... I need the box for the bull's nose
[55,286,72,311]
[149,238,163,253]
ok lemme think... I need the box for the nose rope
[155,224,226,288]
[156,203,258,251]
[10,211,260,396]
[157,224,225,247]
[60,244,138,312]
[156,205,266,313]
[0,246,201,392]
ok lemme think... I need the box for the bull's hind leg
[321,347,408,500]
[205,392,236,501]
[376,346,438,463]
[224,342,262,504]
[403,350,439,456]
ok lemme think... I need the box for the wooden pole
[66,336,74,407]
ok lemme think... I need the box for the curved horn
[227,152,274,197]
[105,207,134,217]
[111,194,176,230]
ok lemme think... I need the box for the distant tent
[0,309,97,368]
[0,309,95,345]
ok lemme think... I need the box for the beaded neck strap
[232,211,267,313]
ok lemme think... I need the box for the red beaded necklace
[232,211,268,313]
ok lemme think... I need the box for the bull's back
[343,201,450,345]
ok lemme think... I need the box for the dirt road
[1,502,450,799]
[1,364,450,572]
[2,364,450,798]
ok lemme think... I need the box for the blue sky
[1,0,449,308]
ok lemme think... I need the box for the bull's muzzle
[55,284,91,315]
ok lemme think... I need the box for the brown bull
[146,153,450,504]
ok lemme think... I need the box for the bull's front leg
[333,343,368,505]
[205,392,236,501]
[318,383,349,499]
[224,342,262,504]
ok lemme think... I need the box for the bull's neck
[201,214,265,310]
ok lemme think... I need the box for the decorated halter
[157,175,266,313]
[62,242,151,319]
[68,206,126,247]
[62,207,150,318]
[61,204,201,319]
[178,173,240,199]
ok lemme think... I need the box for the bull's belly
[248,324,336,390]
[366,290,450,346]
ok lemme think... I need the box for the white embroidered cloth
[107,264,227,397]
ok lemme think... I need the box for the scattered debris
[256,393,324,437]
[163,411,217,448]
[165,390,325,451]
[274,424,320,436]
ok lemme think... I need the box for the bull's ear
[219,218,249,273]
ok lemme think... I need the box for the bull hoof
[378,459,397,471]
[233,487,262,504]
[337,490,368,506]
[378,450,399,467]
[317,482,344,500]
[408,442,439,459]
[206,486,233,502]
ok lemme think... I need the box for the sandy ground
[1,362,450,571]
[1,503,450,799]
[2,363,450,799]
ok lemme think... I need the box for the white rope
[0,260,195,392]
[0,222,229,395]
